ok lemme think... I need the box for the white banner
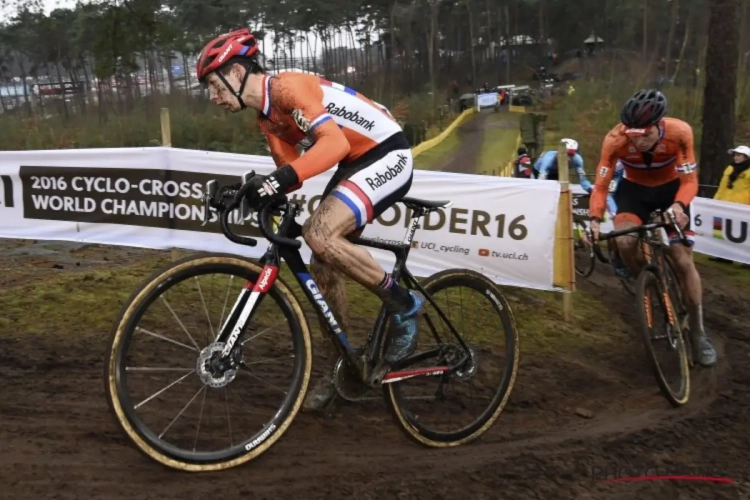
[476,92,498,108]
[690,197,750,264]
[570,184,750,261]
[0,147,562,291]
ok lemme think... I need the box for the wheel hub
[196,342,240,388]
[444,344,478,380]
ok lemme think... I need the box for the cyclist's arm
[535,151,556,179]
[265,133,300,167]
[264,133,303,192]
[273,77,350,182]
[573,154,592,192]
[674,126,699,209]
[589,135,619,220]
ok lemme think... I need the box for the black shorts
[322,133,414,229]
[614,178,695,245]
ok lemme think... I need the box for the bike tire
[383,268,520,447]
[574,221,596,277]
[103,253,312,472]
[635,268,690,407]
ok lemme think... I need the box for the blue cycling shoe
[384,290,425,364]
[611,253,630,279]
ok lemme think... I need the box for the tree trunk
[466,0,476,86]
[427,0,437,106]
[664,0,679,77]
[642,0,648,57]
[671,11,692,83]
[699,0,741,194]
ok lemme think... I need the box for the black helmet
[620,89,667,128]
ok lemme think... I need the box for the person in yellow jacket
[710,145,750,266]
[715,145,750,204]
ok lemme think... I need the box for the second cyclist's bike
[104,173,520,471]
[596,209,692,407]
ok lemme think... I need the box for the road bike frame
[202,178,472,387]
[598,209,689,329]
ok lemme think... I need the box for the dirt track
[1,240,747,499]
[1,139,749,497]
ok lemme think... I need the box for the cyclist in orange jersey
[586,89,717,367]
[196,29,424,410]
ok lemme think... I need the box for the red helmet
[196,28,260,82]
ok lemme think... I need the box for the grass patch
[0,254,629,356]
[475,112,520,176]
[695,253,750,286]
[507,287,630,352]
[412,119,466,171]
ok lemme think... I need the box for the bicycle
[103,172,521,472]
[594,208,693,407]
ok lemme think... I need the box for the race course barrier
[570,185,750,265]
[0,147,563,292]
[412,107,476,158]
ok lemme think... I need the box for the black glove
[244,165,300,211]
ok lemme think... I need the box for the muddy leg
[302,232,360,412]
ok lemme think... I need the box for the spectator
[715,145,750,205]
[709,145,750,265]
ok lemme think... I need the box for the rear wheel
[383,269,520,447]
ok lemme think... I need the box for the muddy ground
[1,239,748,500]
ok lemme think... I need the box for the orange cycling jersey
[590,117,699,219]
[256,72,403,182]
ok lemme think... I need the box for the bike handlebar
[588,208,690,247]
[200,172,303,249]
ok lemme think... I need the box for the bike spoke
[126,367,195,373]
[136,327,199,352]
[241,322,285,346]
[160,295,201,350]
[238,367,288,395]
[194,276,214,341]
[242,355,295,366]
[134,370,195,410]
[159,384,206,440]
[192,386,209,452]
[224,388,234,448]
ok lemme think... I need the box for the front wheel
[635,268,690,407]
[383,269,520,447]
[103,254,313,471]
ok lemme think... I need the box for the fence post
[160,108,179,262]
[160,108,172,147]
[554,143,575,322]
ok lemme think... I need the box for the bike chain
[332,356,448,403]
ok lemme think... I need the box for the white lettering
[305,279,342,334]
[244,423,276,451]
[257,267,274,292]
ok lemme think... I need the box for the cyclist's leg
[301,145,422,362]
[611,180,650,277]
[660,190,717,367]
[302,244,360,410]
